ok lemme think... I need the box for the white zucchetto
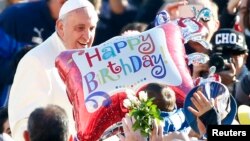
[59,0,95,19]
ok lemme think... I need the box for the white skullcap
[59,0,95,19]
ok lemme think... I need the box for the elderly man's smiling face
[57,7,98,49]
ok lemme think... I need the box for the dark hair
[144,83,176,112]
[0,106,8,134]
[120,22,148,34]
[28,105,69,141]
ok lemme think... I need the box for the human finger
[122,117,129,134]
[196,91,210,104]
[191,94,202,110]
[152,119,158,136]
[125,114,133,128]
[194,91,210,108]
[117,133,125,141]
[188,106,199,117]
[158,121,163,137]
[131,116,136,124]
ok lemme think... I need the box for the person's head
[109,0,128,14]
[120,22,148,35]
[23,105,72,141]
[47,0,67,20]
[238,0,250,31]
[187,0,220,41]
[56,0,98,49]
[211,28,249,76]
[143,83,176,112]
[0,107,11,136]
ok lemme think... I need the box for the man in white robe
[8,0,98,140]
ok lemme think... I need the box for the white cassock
[8,32,76,141]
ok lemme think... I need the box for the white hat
[59,0,95,19]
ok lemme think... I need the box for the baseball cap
[211,28,248,55]
[183,81,237,133]
[59,0,95,19]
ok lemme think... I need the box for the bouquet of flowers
[123,89,163,137]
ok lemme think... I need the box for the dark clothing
[199,107,221,127]
[0,46,34,107]
[235,73,250,106]
[219,7,237,29]
[229,65,249,99]
[199,107,220,140]
[240,73,250,95]
[135,0,164,24]
[0,0,55,59]
[245,30,250,70]
[238,65,249,81]
[0,0,55,107]
[94,6,137,45]
[213,0,229,16]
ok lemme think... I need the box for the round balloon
[238,105,250,124]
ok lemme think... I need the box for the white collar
[52,32,67,52]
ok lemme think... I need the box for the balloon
[161,22,196,107]
[184,81,237,134]
[238,105,250,124]
[154,10,170,27]
[55,22,194,140]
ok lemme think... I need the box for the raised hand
[119,114,146,141]
[188,91,214,117]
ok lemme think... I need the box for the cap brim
[183,81,237,133]
[214,45,248,55]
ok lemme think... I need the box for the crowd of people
[0,0,249,140]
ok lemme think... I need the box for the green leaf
[132,121,140,130]
[146,100,153,106]
[127,95,162,138]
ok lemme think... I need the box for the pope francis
[8,0,98,140]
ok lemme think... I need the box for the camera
[208,53,231,72]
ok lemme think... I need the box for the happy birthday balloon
[55,22,194,141]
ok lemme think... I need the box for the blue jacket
[0,0,55,107]
[0,0,55,59]
[161,107,190,134]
